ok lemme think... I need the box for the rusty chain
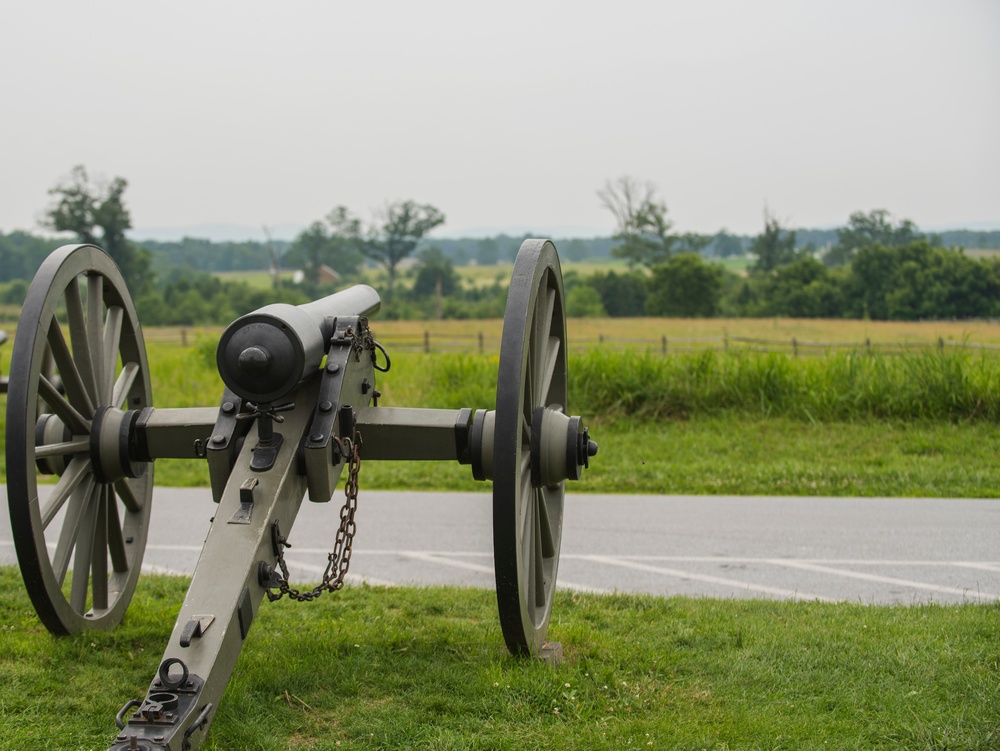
[265,430,362,602]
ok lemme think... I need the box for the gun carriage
[4,239,597,750]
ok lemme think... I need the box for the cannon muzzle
[216,284,380,403]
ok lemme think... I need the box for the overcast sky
[1,1,997,241]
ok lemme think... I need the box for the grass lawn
[2,322,999,749]
[0,568,996,750]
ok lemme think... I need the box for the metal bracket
[228,478,257,524]
[111,661,206,749]
[304,317,362,454]
[302,317,366,502]
[206,389,250,503]
[179,615,215,648]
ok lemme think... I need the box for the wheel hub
[90,407,147,483]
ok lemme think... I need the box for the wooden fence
[133,328,1000,357]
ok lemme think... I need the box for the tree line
[1,166,999,325]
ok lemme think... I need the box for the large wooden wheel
[493,239,568,655]
[6,244,153,635]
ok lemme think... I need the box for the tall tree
[286,207,364,286]
[825,209,921,267]
[750,208,798,273]
[362,201,445,294]
[598,176,676,268]
[44,165,152,291]
[645,253,724,317]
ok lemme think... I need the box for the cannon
[4,239,597,750]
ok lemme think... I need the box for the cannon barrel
[216,284,380,403]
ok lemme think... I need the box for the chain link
[265,430,363,602]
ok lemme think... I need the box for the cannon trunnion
[4,239,597,750]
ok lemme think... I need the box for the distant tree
[286,208,364,285]
[761,257,843,318]
[565,286,607,317]
[750,209,798,273]
[362,201,445,294]
[824,209,921,267]
[561,238,592,262]
[412,247,460,299]
[44,165,152,292]
[645,253,724,317]
[711,230,745,258]
[475,237,500,266]
[675,232,712,256]
[844,244,898,319]
[587,271,648,317]
[0,230,55,281]
[598,176,676,268]
[840,239,1000,320]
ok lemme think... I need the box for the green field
[4,328,999,496]
[1,568,996,751]
[2,324,998,749]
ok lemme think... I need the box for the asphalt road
[2,486,997,605]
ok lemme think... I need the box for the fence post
[938,336,944,352]
[866,337,871,354]
[661,335,667,355]
[478,331,484,354]
[181,328,188,347]
[599,333,604,345]
[792,337,798,357]
[424,331,430,354]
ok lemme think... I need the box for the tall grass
[571,348,1000,422]
[375,348,1000,423]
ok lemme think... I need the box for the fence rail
[41,327,1000,357]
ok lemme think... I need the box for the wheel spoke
[70,484,100,612]
[65,277,100,404]
[538,336,561,408]
[102,305,123,405]
[87,274,106,404]
[114,478,143,514]
[106,495,128,573]
[111,361,139,410]
[520,483,534,589]
[537,489,555,559]
[533,287,555,401]
[51,475,96,586]
[91,488,109,611]
[39,376,92,435]
[40,456,92,529]
[35,439,90,460]
[46,319,95,419]
[533,494,545,608]
[519,451,532,540]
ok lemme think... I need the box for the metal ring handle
[115,698,142,730]
[158,657,190,689]
[372,340,391,372]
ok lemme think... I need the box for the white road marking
[765,559,1000,601]
[583,554,836,602]
[3,539,997,601]
[399,551,607,593]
